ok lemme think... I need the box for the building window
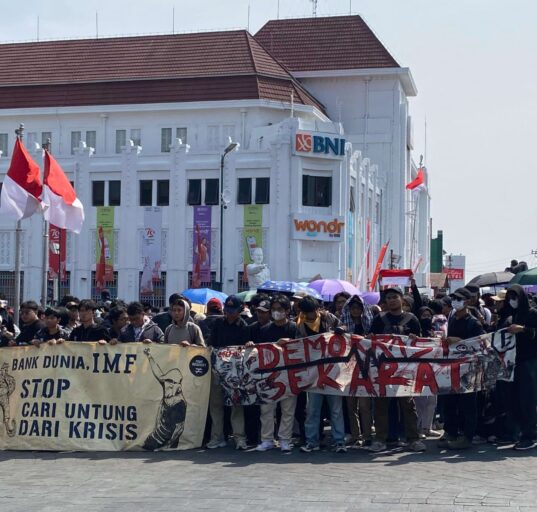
[70,131,81,155]
[187,179,202,205]
[205,179,219,205]
[92,181,105,206]
[188,271,217,289]
[237,178,252,205]
[176,127,187,144]
[139,271,167,309]
[255,178,270,204]
[42,132,52,151]
[130,129,141,147]
[86,131,97,152]
[139,180,153,207]
[302,175,332,207]
[91,271,118,302]
[27,132,37,149]
[161,128,172,153]
[156,180,169,206]
[236,271,250,293]
[207,126,220,150]
[115,130,126,153]
[0,133,8,157]
[109,181,121,206]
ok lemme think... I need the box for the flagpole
[13,124,24,325]
[41,138,51,307]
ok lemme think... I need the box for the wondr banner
[0,343,211,451]
[213,331,516,406]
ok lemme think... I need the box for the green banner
[243,205,263,264]
[96,207,115,286]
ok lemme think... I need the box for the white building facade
[0,15,430,305]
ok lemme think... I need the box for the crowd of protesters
[1,278,536,453]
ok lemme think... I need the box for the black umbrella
[468,271,514,287]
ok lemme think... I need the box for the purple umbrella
[309,279,361,302]
[359,291,380,305]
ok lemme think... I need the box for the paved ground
[1,441,537,512]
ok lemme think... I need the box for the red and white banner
[379,268,413,287]
[444,268,465,281]
[48,224,66,281]
[213,331,516,405]
[0,139,42,220]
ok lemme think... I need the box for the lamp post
[218,141,239,292]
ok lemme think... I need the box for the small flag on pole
[405,167,426,193]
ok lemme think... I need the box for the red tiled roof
[255,15,399,72]
[0,30,325,112]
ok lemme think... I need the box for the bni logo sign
[295,133,312,152]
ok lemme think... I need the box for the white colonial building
[0,15,430,306]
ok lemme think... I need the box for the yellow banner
[0,342,211,451]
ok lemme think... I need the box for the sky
[2,0,536,280]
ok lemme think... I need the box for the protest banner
[213,331,516,406]
[140,206,162,294]
[0,343,211,451]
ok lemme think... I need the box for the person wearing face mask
[247,295,298,452]
[438,288,485,450]
[296,296,347,453]
[504,284,537,450]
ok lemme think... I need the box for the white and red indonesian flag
[379,269,413,288]
[0,138,42,220]
[43,150,85,233]
[405,167,426,193]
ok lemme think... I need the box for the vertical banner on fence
[48,224,66,281]
[347,211,354,282]
[192,206,211,288]
[95,206,115,291]
[242,205,263,265]
[141,207,162,294]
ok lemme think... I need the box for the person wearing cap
[437,287,485,450]
[206,294,250,450]
[250,295,298,452]
[198,298,224,342]
[67,299,111,344]
[163,299,204,346]
[296,296,347,453]
[339,295,374,447]
[464,283,492,329]
[504,284,537,450]
[247,299,272,343]
[369,287,425,453]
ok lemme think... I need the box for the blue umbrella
[257,280,323,300]
[181,288,228,305]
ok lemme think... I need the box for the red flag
[405,167,426,191]
[0,138,42,219]
[43,151,85,233]
[49,224,66,280]
[369,241,390,291]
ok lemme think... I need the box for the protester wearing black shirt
[439,288,485,450]
[68,299,111,343]
[369,287,425,453]
[206,295,249,450]
[16,301,45,346]
[247,299,272,343]
[32,308,69,345]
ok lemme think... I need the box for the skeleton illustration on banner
[213,331,516,406]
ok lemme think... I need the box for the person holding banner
[118,302,164,344]
[439,288,485,450]
[249,295,298,453]
[297,296,347,453]
[32,308,69,346]
[67,300,111,344]
[206,295,249,450]
[164,299,204,347]
[369,287,426,453]
[15,301,44,346]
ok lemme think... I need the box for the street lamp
[218,140,240,291]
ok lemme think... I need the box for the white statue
[247,247,271,290]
